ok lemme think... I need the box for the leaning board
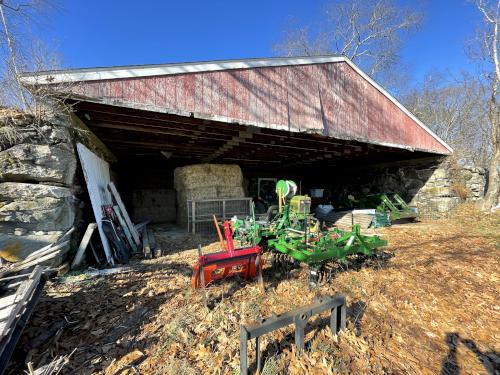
[76,143,114,265]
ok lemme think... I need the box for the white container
[310,189,324,198]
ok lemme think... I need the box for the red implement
[192,220,263,288]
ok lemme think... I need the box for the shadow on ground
[7,261,192,375]
[441,332,500,375]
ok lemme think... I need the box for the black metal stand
[240,294,346,374]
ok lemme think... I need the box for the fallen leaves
[11,205,500,374]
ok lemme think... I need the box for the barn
[20,55,456,230]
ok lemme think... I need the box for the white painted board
[76,143,114,265]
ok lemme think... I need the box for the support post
[294,312,310,351]
[192,201,196,234]
[240,326,249,375]
[239,295,346,374]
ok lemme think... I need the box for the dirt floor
[9,205,500,374]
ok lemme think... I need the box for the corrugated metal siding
[72,61,449,154]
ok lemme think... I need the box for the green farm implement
[232,180,388,284]
[269,224,387,283]
[358,193,419,222]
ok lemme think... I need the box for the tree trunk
[481,143,500,209]
[481,96,500,210]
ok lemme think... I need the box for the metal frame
[187,198,252,235]
[240,295,346,374]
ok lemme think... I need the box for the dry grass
[451,183,470,200]
[13,204,500,374]
[0,107,31,147]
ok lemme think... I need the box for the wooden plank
[147,228,161,258]
[23,227,75,262]
[57,262,70,276]
[0,266,42,338]
[108,182,141,246]
[0,241,70,278]
[112,206,138,253]
[134,220,150,232]
[0,295,16,321]
[23,241,69,265]
[71,223,97,269]
[77,143,115,265]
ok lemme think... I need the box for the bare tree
[403,71,490,167]
[0,0,78,133]
[274,0,421,83]
[470,0,500,209]
[0,0,59,111]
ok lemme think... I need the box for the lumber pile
[174,164,245,226]
[320,210,376,229]
[0,228,73,279]
[0,266,45,372]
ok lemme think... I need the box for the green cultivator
[232,180,388,284]
[358,193,419,222]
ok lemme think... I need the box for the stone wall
[0,109,80,260]
[330,157,486,216]
[410,163,486,214]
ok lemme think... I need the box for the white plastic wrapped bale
[174,164,245,227]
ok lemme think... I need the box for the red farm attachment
[192,220,264,288]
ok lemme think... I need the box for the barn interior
[73,100,443,231]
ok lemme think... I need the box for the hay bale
[179,187,218,201]
[174,164,246,227]
[176,187,219,226]
[174,164,242,190]
[216,186,245,198]
[132,189,176,223]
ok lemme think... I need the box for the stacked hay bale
[132,189,176,223]
[174,164,245,227]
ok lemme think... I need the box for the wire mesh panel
[187,198,252,235]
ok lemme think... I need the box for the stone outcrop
[410,165,486,212]
[0,109,80,263]
[0,182,76,231]
[0,143,77,185]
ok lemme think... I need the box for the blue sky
[27,0,482,85]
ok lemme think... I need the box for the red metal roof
[22,56,451,154]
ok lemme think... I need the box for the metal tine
[197,244,208,306]
[255,255,264,290]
